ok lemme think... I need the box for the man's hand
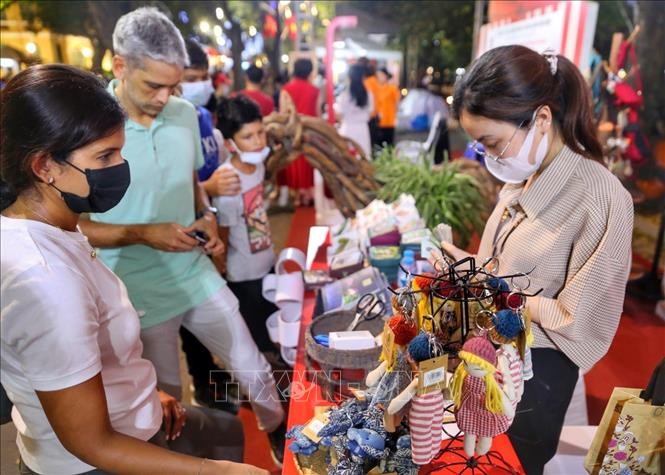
[203,167,241,197]
[140,223,199,252]
[156,390,186,441]
[182,214,225,257]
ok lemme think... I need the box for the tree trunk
[267,12,282,82]
[636,1,665,138]
[229,20,244,92]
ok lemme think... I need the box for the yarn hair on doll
[389,315,419,346]
[451,337,504,414]
[407,332,435,363]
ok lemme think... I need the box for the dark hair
[1,64,125,210]
[378,67,392,80]
[293,58,313,79]
[453,45,602,160]
[245,65,264,84]
[216,95,262,139]
[348,64,368,108]
[357,57,375,77]
[185,38,209,70]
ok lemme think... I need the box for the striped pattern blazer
[476,146,634,371]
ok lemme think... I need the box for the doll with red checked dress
[450,336,515,457]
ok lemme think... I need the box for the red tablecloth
[281,209,524,474]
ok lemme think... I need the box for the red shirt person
[279,58,320,205]
[235,65,274,117]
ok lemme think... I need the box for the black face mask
[51,160,131,213]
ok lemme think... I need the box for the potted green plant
[373,147,492,248]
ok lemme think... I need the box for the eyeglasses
[471,119,526,162]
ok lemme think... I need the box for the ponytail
[554,55,603,160]
[453,45,602,161]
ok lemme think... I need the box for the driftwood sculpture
[263,98,498,216]
[263,99,380,217]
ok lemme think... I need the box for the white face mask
[231,140,271,164]
[485,113,549,184]
[181,79,214,107]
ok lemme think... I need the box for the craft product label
[418,355,449,395]
[302,411,330,443]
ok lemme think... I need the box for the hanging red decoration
[264,14,277,39]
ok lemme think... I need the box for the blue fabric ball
[408,332,433,363]
[487,277,510,292]
[492,309,523,339]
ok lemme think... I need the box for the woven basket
[304,309,385,401]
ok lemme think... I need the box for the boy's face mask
[181,79,214,107]
[231,140,271,164]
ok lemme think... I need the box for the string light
[199,20,210,33]
[215,7,224,20]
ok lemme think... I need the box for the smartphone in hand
[188,231,209,246]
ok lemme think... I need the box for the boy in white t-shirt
[213,96,279,356]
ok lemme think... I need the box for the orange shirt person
[376,67,401,145]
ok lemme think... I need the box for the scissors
[346,293,385,331]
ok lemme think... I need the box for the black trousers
[378,127,395,146]
[507,348,579,475]
[368,116,380,149]
[433,120,451,164]
[227,278,279,353]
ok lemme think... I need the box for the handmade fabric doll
[489,309,526,409]
[451,336,514,457]
[382,434,420,475]
[367,313,418,416]
[386,332,444,465]
[285,424,319,456]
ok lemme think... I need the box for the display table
[282,218,525,474]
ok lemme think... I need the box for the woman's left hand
[157,389,187,441]
[184,214,225,257]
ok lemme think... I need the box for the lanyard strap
[492,205,526,258]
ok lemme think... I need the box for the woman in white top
[335,63,374,158]
[0,65,263,474]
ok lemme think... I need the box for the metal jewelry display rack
[388,254,543,473]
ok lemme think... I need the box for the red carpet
[584,295,665,424]
[242,207,315,471]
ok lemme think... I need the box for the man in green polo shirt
[79,7,286,465]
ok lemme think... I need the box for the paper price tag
[301,411,330,443]
[434,223,453,244]
[349,387,367,401]
[417,355,448,395]
[421,237,440,260]
[423,366,446,387]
